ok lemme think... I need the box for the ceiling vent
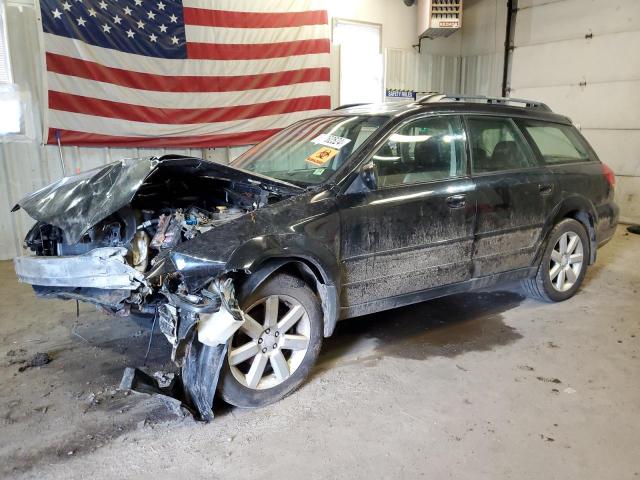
[418,0,463,39]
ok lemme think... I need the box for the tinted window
[467,116,535,173]
[371,116,466,187]
[522,121,590,164]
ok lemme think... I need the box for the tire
[219,273,323,408]
[522,218,590,302]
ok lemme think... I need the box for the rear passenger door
[466,115,557,277]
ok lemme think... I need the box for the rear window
[521,121,590,165]
[466,116,536,173]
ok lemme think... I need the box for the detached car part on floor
[12,95,618,419]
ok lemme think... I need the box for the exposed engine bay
[17,156,290,315]
[25,172,269,306]
[22,203,249,313]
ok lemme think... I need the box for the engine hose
[163,291,221,313]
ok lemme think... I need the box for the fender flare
[225,235,341,337]
[540,195,599,265]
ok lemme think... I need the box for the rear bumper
[14,247,145,290]
[596,199,619,248]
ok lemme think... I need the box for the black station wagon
[13,94,619,419]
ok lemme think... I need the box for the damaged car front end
[12,113,392,419]
[12,155,330,420]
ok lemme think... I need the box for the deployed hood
[12,156,301,245]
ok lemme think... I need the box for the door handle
[539,184,553,195]
[446,194,466,209]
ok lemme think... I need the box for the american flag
[39,0,331,147]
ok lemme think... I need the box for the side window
[521,121,590,165]
[466,116,535,173]
[371,116,466,187]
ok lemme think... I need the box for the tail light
[602,163,616,188]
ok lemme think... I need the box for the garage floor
[1,226,638,479]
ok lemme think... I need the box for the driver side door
[337,115,476,311]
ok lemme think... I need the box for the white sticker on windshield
[311,133,352,150]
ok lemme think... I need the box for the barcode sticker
[311,133,352,150]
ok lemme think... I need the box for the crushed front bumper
[13,247,145,289]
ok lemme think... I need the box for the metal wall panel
[460,52,503,96]
[579,130,640,177]
[384,48,464,95]
[516,0,640,46]
[512,82,640,130]
[385,48,421,91]
[510,0,640,223]
[511,31,640,89]
[418,53,462,93]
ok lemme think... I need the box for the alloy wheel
[549,231,584,292]
[228,294,311,390]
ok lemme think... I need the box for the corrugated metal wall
[384,47,462,94]
[460,52,502,96]
[420,53,463,93]
[459,0,506,97]
[385,46,499,96]
[510,0,640,223]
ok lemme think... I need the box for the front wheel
[219,273,323,408]
[522,218,590,302]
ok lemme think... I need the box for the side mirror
[361,161,378,191]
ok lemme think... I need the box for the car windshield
[232,115,389,185]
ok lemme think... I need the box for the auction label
[312,133,352,150]
[306,147,338,166]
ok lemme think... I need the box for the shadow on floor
[316,289,525,373]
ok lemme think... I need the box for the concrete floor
[0,226,638,479]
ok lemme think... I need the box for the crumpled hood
[13,157,155,245]
[12,156,301,245]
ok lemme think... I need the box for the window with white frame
[333,19,383,106]
[0,0,10,85]
[0,0,23,137]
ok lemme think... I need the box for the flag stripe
[183,8,328,29]
[48,108,330,138]
[48,73,331,109]
[184,24,327,45]
[182,0,318,13]
[50,90,331,124]
[186,38,330,60]
[46,53,330,93]
[45,33,331,77]
[48,128,282,147]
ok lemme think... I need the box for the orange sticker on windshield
[306,147,338,166]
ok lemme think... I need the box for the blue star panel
[41,0,187,59]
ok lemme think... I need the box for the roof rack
[333,103,371,111]
[415,93,552,112]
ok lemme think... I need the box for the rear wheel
[219,273,323,408]
[523,218,589,302]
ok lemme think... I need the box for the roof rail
[333,103,371,111]
[415,92,445,104]
[416,93,552,111]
